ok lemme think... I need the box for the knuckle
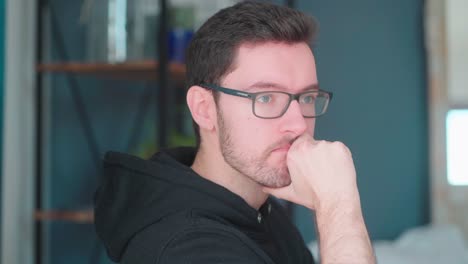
[332,141,351,154]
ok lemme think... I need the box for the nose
[279,100,307,135]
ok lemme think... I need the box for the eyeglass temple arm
[200,84,252,99]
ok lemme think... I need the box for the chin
[277,174,292,187]
[260,170,291,188]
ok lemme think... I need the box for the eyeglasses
[200,84,333,119]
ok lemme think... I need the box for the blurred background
[1,0,467,263]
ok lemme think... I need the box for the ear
[186,85,216,132]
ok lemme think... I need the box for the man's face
[216,42,317,188]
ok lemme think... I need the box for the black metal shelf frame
[35,0,172,263]
[33,0,295,263]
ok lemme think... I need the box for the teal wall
[44,0,429,262]
[294,0,429,242]
[45,1,162,263]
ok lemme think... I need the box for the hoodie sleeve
[156,228,276,264]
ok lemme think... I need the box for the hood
[94,147,264,262]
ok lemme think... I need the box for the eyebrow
[245,81,319,92]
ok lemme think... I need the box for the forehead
[222,42,317,92]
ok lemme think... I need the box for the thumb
[294,133,318,146]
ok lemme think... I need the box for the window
[447,109,468,185]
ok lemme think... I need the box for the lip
[272,144,291,152]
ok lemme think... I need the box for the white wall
[1,0,37,263]
[427,0,468,241]
[446,0,468,105]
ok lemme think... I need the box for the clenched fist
[264,133,360,212]
[264,133,375,263]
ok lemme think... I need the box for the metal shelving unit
[33,0,295,263]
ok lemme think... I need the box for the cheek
[307,120,316,135]
[229,116,272,150]
[236,117,266,138]
[218,102,257,140]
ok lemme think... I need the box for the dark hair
[185,1,318,149]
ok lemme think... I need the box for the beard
[217,111,295,188]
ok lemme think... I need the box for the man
[94,1,375,263]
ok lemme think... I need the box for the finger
[296,133,318,146]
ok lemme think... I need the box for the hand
[263,134,359,212]
[264,134,375,263]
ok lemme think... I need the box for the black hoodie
[94,147,315,264]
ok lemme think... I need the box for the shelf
[35,209,94,223]
[37,60,186,81]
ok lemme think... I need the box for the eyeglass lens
[253,92,329,118]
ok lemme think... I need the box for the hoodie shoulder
[121,213,275,264]
[96,149,282,263]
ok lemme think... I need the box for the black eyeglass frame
[200,83,333,119]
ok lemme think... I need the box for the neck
[191,146,269,210]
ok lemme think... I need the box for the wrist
[314,187,361,214]
[315,193,368,240]
[315,200,374,264]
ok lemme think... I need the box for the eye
[257,94,273,104]
[300,94,316,104]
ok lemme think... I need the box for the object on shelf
[169,0,195,62]
[81,0,160,62]
[79,0,240,63]
[167,0,241,62]
[193,0,241,29]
